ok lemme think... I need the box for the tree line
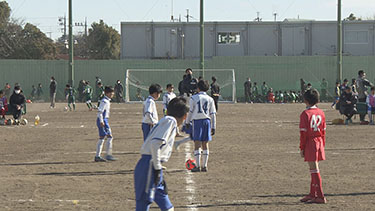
[0,1,120,60]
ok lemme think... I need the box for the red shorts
[304,138,325,162]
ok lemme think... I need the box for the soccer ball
[21,118,28,125]
[185,159,197,170]
[64,107,68,111]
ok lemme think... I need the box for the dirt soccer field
[0,102,374,211]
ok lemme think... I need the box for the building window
[344,30,369,44]
[218,32,240,44]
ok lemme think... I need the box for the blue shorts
[142,123,152,142]
[368,106,375,112]
[97,118,111,137]
[192,119,212,142]
[134,155,172,211]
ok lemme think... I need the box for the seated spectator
[340,86,357,125]
[0,90,8,119]
[267,88,275,103]
[9,86,26,121]
[366,86,375,125]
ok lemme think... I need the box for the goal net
[125,69,236,103]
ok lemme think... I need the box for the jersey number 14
[197,100,208,114]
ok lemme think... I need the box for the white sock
[202,150,209,168]
[194,150,201,167]
[106,137,113,156]
[369,111,373,122]
[96,139,105,157]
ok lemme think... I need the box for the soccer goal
[125,69,236,103]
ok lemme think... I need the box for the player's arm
[185,98,195,125]
[299,112,308,151]
[97,100,106,125]
[210,99,217,132]
[322,114,326,147]
[366,95,370,107]
[162,95,168,110]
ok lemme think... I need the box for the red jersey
[299,106,326,150]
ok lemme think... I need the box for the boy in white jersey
[94,86,116,162]
[134,97,189,211]
[185,80,216,172]
[142,84,162,142]
[162,84,176,115]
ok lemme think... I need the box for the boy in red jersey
[299,89,327,204]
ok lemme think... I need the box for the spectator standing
[114,80,124,103]
[261,82,269,103]
[182,68,198,97]
[320,78,328,102]
[30,85,37,100]
[178,75,187,96]
[244,77,252,103]
[37,83,43,100]
[210,76,220,111]
[49,77,57,108]
[356,70,373,123]
[300,78,306,93]
[351,78,358,95]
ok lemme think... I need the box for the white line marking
[184,142,198,211]
[41,123,49,127]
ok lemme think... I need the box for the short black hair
[343,78,348,82]
[371,86,375,91]
[185,68,192,73]
[212,76,217,82]
[149,84,162,95]
[358,70,365,76]
[166,84,174,89]
[307,83,312,86]
[197,80,210,92]
[336,81,340,85]
[14,86,21,90]
[66,84,71,88]
[303,88,320,106]
[352,78,356,83]
[98,82,102,86]
[104,86,114,94]
[167,97,189,118]
[0,90,3,95]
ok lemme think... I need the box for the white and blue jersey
[142,96,159,141]
[96,96,111,137]
[185,92,216,141]
[134,116,177,210]
[162,92,176,112]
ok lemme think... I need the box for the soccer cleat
[300,195,315,202]
[306,197,327,204]
[94,156,107,162]
[105,155,117,161]
[201,167,208,172]
[191,167,201,172]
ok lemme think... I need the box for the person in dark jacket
[244,78,252,103]
[356,70,373,122]
[49,76,57,108]
[10,86,26,120]
[211,76,220,111]
[182,68,198,97]
[114,80,124,103]
[340,86,357,125]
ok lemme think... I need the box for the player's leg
[368,107,373,124]
[134,155,153,211]
[142,123,152,142]
[192,141,201,172]
[95,119,106,162]
[154,173,173,211]
[201,141,209,172]
[105,132,116,161]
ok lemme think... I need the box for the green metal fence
[0,56,374,101]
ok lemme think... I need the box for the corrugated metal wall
[0,56,374,101]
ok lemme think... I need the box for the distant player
[331,82,340,109]
[83,81,94,111]
[94,86,116,162]
[0,90,8,119]
[142,84,162,142]
[299,89,327,204]
[162,84,176,116]
[97,82,105,107]
[185,80,216,172]
[134,97,189,211]
[65,84,76,111]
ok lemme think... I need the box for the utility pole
[273,12,278,22]
[186,9,190,22]
[337,0,343,83]
[171,0,174,22]
[200,0,205,78]
[84,17,88,37]
[68,0,74,87]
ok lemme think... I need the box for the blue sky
[6,0,375,40]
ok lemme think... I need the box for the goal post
[125,69,236,103]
